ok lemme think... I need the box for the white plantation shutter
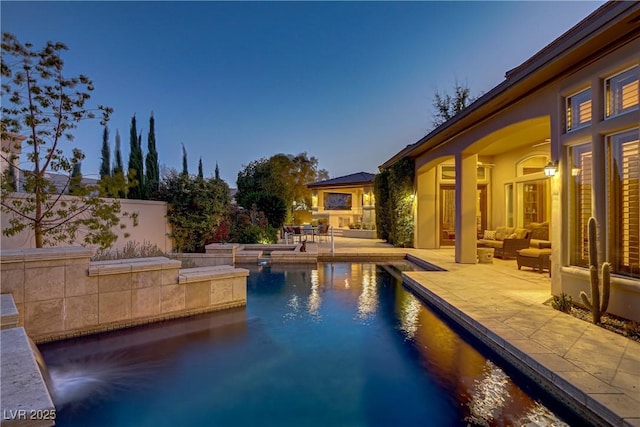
[579,151,593,263]
[620,137,639,274]
[609,129,640,278]
[570,144,592,267]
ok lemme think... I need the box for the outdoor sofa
[477,226,531,259]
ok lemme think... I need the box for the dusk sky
[2,1,604,186]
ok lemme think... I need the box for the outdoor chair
[282,226,294,244]
[317,224,330,242]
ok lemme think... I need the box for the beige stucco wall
[1,194,172,253]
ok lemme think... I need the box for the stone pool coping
[0,327,55,427]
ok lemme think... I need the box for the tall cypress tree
[145,112,159,197]
[99,126,111,179]
[127,114,144,199]
[138,131,147,198]
[112,129,126,198]
[69,161,82,196]
[198,157,204,180]
[181,143,188,176]
[215,162,220,181]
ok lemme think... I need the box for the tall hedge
[374,158,415,247]
[374,170,391,241]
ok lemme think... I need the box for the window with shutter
[608,128,640,278]
[566,88,592,132]
[605,66,639,118]
[569,143,592,267]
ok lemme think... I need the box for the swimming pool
[40,262,580,426]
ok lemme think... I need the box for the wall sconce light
[571,167,580,176]
[544,161,558,177]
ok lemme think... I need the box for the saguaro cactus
[579,217,610,324]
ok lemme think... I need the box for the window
[608,129,639,278]
[324,193,352,210]
[505,183,514,228]
[517,155,549,176]
[605,66,639,118]
[520,180,548,226]
[569,144,592,267]
[566,88,592,131]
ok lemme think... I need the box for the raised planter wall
[336,228,377,239]
[0,247,248,342]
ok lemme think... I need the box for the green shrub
[156,170,231,253]
[375,158,414,247]
[551,293,573,314]
[245,192,287,230]
[92,240,165,261]
[213,205,278,244]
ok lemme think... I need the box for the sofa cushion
[528,222,549,240]
[513,228,529,239]
[479,240,503,249]
[518,247,552,257]
[483,230,497,240]
[495,226,514,241]
[530,239,551,249]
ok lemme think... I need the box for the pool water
[40,262,579,427]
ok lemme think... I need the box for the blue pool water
[40,262,580,426]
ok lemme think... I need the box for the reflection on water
[307,269,322,320]
[398,293,421,340]
[466,360,510,425]
[356,266,378,322]
[38,263,582,427]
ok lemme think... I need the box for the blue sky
[1,1,603,186]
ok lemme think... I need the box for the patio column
[415,167,438,248]
[455,152,477,264]
[549,113,563,293]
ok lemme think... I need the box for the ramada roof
[307,172,376,189]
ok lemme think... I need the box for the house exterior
[381,1,639,321]
[307,172,376,230]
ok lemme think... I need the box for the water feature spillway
[40,307,247,410]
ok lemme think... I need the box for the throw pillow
[508,233,518,239]
[483,230,496,240]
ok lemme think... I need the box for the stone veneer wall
[0,247,248,343]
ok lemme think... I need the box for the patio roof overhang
[307,172,376,189]
[379,1,640,171]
